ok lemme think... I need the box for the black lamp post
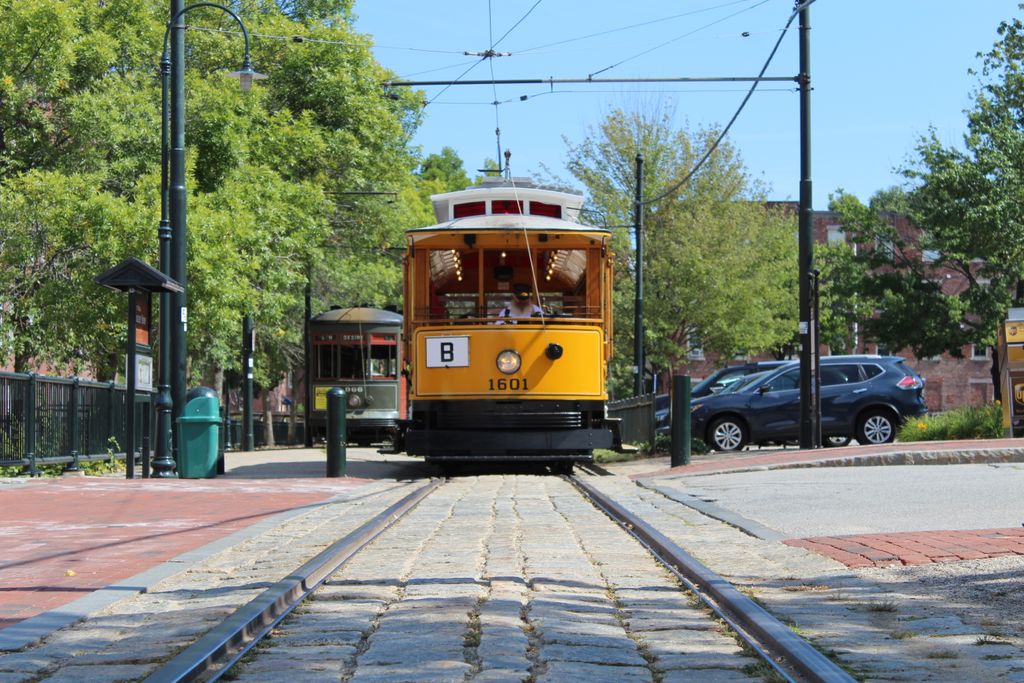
[158,2,264,474]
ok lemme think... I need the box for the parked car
[655,367,791,435]
[691,360,793,398]
[691,355,927,451]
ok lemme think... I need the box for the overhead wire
[588,0,771,78]
[515,0,760,55]
[642,0,813,207]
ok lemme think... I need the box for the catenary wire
[589,0,771,78]
[514,0,759,55]
[642,0,814,206]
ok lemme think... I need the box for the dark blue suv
[691,355,927,451]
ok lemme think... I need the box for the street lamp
[154,2,265,477]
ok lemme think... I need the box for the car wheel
[824,435,852,447]
[707,417,748,452]
[856,410,896,445]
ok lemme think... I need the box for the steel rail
[570,476,854,683]
[144,479,443,683]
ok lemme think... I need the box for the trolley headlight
[496,349,522,375]
[347,393,364,409]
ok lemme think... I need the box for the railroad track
[140,472,851,683]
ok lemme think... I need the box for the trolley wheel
[552,462,574,475]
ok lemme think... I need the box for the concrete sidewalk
[611,438,1024,570]
[605,437,1024,479]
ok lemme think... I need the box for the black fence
[224,415,305,450]
[607,393,655,447]
[0,372,308,474]
[0,372,153,471]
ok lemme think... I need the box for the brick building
[671,208,995,413]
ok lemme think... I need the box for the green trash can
[177,387,220,479]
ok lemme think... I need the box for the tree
[832,14,1024,398]
[0,0,424,408]
[815,239,873,354]
[562,106,798,397]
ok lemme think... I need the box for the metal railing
[607,393,655,447]
[0,372,153,472]
[223,414,305,450]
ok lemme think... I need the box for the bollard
[66,377,82,473]
[670,375,691,467]
[25,373,38,476]
[326,387,347,477]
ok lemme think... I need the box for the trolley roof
[410,177,607,237]
[311,306,402,324]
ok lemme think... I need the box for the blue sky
[354,1,1021,208]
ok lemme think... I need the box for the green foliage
[650,432,709,456]
[897,403,1003,441]
[0,0,423,394]
[561,106,798,396]
[837,14,1024,371]
[816,240,874,353]
[829,190,980,360]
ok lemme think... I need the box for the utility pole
[633,153,645,397]
[169,0,187,463]
[798,1,820,449]
[242,315,254,451]
[304,274,313,447]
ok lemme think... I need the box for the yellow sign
[1010,345,1024,364]
[1016,382,1024,406]
[314,386,331,411]
[1006,323,1024,343]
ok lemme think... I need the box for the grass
[975,635,1013,646]
[897,403,1002,442]
[890,630,917,640]
[860,600,898,613]
[592,449,640,464]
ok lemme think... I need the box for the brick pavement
[785,528,1024,568]
[0,475,367,632]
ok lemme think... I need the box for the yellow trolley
[392,177,621,465]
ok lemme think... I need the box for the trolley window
[423,245,597,321]
[314,333,398,380]
[368,334,399,378]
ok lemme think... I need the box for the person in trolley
[499,282,543,321]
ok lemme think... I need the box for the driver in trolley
[498,282,543,322]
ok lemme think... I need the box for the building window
[971,345,988,360]
[922,249,939,263]
[687,336,705,361]
[826,224,845,244]
[875,234,895,259]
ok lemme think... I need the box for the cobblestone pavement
[232,475,758,683]
[583,474,1024,682]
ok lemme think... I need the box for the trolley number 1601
[488,378,528,391]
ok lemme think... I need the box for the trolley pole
[797,2,820,449]
[633,153,645,397]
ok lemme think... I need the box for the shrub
[897,403,1003,442]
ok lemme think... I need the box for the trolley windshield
[412,233,607,324]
